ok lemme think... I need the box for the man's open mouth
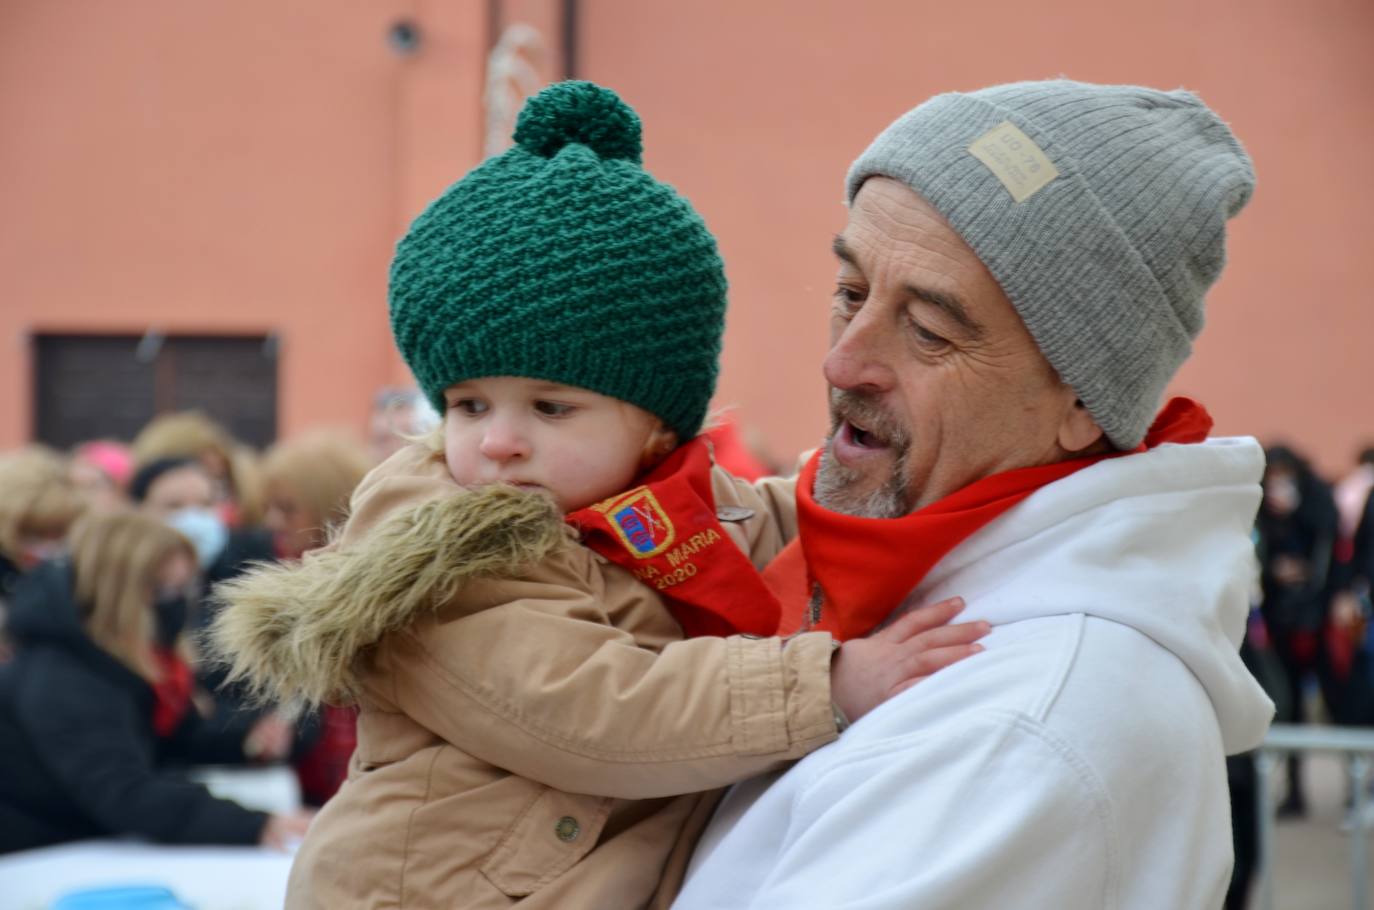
[843,418,889,450]
[840,420,884,448]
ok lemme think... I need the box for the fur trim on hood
[205,484,566,710]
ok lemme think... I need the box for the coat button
[716,506,755,522]
[554,816,580,843]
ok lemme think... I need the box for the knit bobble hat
[846,80,1255,449]
[389,81,727,441]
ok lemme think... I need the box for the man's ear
[1058,399,1105,454]
[640,423,680,469]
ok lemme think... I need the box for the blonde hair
[0,446,87,563]
[132,411,232,465]
[261,431,371,539]
[131,412,263,525]
[67,510,195,681]
[225,443,264,526]
[421,423,445,454]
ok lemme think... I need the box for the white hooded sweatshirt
[674,437,1275,910]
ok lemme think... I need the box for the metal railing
[1257,723,1374,910]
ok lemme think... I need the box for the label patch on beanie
[968,121,1059,203]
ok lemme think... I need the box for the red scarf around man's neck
[762,397,1214,641]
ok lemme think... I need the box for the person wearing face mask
[0,510,314,853]
[127,457,291,767]
[130,457,239,574]
[130,411,264,529]
[128,454,279,594]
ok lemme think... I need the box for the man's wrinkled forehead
[835,177,1021,338]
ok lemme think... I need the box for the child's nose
[479,419,531,462]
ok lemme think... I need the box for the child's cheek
[443,423,480,486]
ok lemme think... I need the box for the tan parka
[210,444,833,910]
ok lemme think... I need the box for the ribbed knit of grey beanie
[846,80,1255,449]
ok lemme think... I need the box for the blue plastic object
[50,884,192,910]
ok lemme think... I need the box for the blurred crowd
[10,386,1356,876]
[1251,444,1374,803]
[1223,442,1374,908]
[0,390,438,855]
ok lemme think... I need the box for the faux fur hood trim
[205,484,565,710]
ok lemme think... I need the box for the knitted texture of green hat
[389,81,727,440]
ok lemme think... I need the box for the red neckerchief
[763,397,1214,641]
[567,437,782,638]
[150,647,194,737]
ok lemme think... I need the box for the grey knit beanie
[846,80,1255,448]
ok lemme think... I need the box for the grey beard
[813,387,915,518]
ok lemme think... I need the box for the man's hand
[259,809,316,851]
[829,597,987,725]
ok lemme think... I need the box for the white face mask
[166,507,229,569]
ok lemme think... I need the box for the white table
[0,840,293,910]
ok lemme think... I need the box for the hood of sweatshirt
[908,436,1274,754]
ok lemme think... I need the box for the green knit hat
[389,81,727,440]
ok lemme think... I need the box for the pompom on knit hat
[389,81,727,441]
[846,80,1255,449]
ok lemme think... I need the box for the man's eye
[832,286,865,316]
[910,320,949,348]
[450,399,488,415]
[534,401,574,417]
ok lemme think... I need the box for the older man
[670,81,1274,909]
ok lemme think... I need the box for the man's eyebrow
[832,234,859,267]
[832,235,985,339]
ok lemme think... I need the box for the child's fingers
[889,676,925,698]
[879,596,965,642]
[905,619,990,654]
[899,642,984,681]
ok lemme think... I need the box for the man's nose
[478,417,531,462]
[822,305,897,392]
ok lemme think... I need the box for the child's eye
[534,400,575,418]
[450,398,488,416]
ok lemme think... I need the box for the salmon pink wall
[0,0,488,447]
[3,0,1370,480]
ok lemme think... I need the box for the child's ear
[640,423,679,470]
